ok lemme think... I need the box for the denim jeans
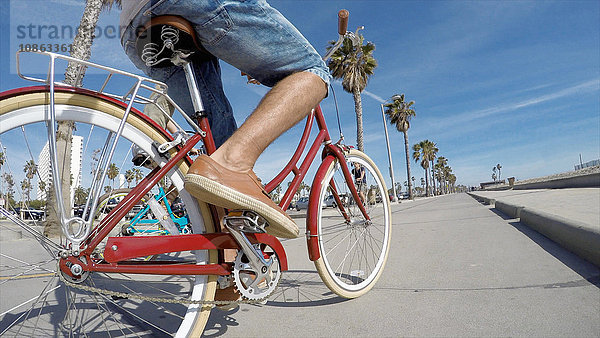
[122,0,330,148]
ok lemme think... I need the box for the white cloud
[49,0,84,6]
[362,90,385,103]
[423,79,599,133]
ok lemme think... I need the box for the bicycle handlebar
[323,9,354,61]
[338,9,349,35]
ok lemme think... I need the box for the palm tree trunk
[352,88,365,152]
[45,0,103,236]
[403,131,413,199]
[431,160,436,196]
[424,168,429,197]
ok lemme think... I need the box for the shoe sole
[184,174,299,238]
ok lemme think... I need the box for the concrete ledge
[467,193,495,205]
[514,172,600,190]
[520,208,600,267]
[468,192,600,267]
[495,201,524,218]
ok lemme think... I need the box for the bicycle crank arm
[102,233,288,270]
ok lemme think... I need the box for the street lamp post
[380,100,398,202]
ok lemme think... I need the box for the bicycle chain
[57,268,267,307]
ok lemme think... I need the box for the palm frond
[101,0,121,10]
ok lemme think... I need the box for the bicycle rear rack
[14,51,202,245]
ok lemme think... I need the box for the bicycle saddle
[136,15,212,67]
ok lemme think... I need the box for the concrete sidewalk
[468,188,600,267]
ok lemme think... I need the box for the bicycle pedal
[223,210,268,234]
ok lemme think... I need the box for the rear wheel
[0,90,216,336]
[313,150,391,298]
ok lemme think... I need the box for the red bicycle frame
[29,86,370,279]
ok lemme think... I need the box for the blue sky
[1,0,599,190]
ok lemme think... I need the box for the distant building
[36,135,83,202]
[119,174,126,188]
[575,159,600,171]
[479,179,505,189]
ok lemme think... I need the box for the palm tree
[436,157,448,194]
[106,163,119,188]
[271,185,282,203]
[125,169,135,188]
[412,140,436,197]
[413,146,429,197]
[423,140,437,194]
[24,160,37,181]
[492,167,497,182]
[133,168,144,185]
[3,173,15,207]
[438,164,452,194]
[20,179,32,208]
[38,181,47,197]
[46,0,107,236]
[449,174,457,193]
[443,165,453,194]
[496,164,502,182]
[297,181,309,198]
[74,186,88,205]
[23,160,37,202]
[434,163,442,194]
[428,142,438,195]
[384,94,416,199]
[326,33,377,151]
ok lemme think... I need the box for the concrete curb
[289,213,306,219]
[520,208,600,267]
[467,193,600,267]
[467,192,494,205]
[495,200,524,218]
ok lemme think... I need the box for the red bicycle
[0,10,391,336]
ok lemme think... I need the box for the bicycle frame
[125,187,190,235]
[87,103,369,260]
[9,51,369,280]
[62,98,368,278]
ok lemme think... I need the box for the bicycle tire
[0,89,216,337]
[313,149,391,298]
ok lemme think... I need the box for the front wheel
[313,150,392,298]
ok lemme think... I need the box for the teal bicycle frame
[124,186,191,235]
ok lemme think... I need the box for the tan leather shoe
[184,155,299,238]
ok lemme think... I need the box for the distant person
[352,162,366,205]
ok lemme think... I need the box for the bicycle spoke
[1,92,213,336]
[314,151,391,297]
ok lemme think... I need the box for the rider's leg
[210,71,327,172]
[185,71,326,239]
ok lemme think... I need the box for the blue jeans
[122,0,330,148]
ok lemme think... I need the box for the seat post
[182,61,206,114]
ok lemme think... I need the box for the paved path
[203,194,600,337]
[1,193,599,336]
[468,188,600,266]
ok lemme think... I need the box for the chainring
[232,244,281,301]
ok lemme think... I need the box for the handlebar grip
[338,9,349,35]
